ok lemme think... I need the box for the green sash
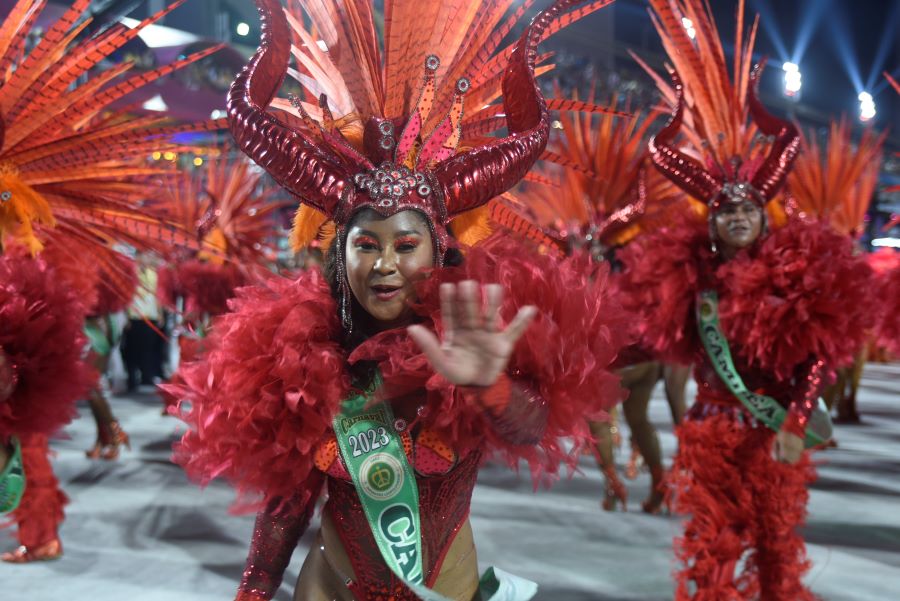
[334,373,450,600]
[0,438,25,514]
[332,375,538,601]
[696,290,832,448]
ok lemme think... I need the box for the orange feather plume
[274,0,618,248]
[498,89,688,250]
[150,149,289,267]
[787,120,885,238]
[634,0,770,179]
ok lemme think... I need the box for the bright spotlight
[782,62,802,98]
[681,17,696,40]
[858,91,876,122]
[236,22,250,37]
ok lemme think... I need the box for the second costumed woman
[619,1,876,597]
[169,0,627,599]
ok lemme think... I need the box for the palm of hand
[432,326,517,387]
[407,280,536,387]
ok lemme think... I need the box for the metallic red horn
[747,61,801,201]
[227,0,352,217]
[647,70,721,203]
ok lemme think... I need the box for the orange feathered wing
[0,0,226,270]
[787,120,885,238]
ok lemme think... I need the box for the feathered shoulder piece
[0,249,93,438]
[615,216,712,364]
[351,234,630,483]
[169,269,350,513]
[717,220,878,378]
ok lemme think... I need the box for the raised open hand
[407,280,536,386]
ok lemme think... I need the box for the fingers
[459,280,480,330]
[439,283,456,345]
[483,284,503,332]
[407,325,448,375]
[502,305,537,345]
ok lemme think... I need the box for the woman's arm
[235,470,324,601]
[782,357,827,438]
[775,357,827,464]
[462,374,548,446]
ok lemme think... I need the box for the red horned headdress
[227,0,605,263]
[638,0,800,220]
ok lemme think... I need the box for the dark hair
[323,212,464,385]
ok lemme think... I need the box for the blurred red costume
[621,6,876,593]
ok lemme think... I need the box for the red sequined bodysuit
[689,346,824,436]
[236,379,548,601]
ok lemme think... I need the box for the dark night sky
[610,0,900,131]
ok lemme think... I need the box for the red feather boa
[170,236,628,514]
[156,264,182,309]
[90,255,138,316]
[618,218,876,377]
[716,221,876,378]
[876,266,900,356]
[169,269,350,514]
[616,218,712,364]
[0,251,93,438]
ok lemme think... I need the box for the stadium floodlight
[782,62,802,97]
[858,91,876,122]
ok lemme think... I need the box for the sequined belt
[687,392,761,429]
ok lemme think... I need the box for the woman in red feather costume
[0,250,93,561]
[168,0,627,599]
[153,151,287,414]
[499,92,694,513]
[620,2,876,597]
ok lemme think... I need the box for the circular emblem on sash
[360,452,404,500]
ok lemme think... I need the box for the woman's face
[345,209,435,326]
[713,199,763,253]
